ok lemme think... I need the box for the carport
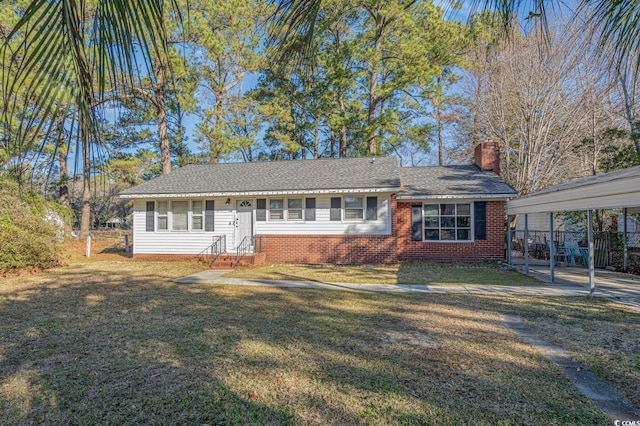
[507,165,640,295]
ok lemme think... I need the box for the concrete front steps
[210,252,266,269]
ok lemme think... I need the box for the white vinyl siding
[131,193,393,255]
[133,198,235,254]
[255,194,391,235]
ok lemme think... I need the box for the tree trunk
[619,71,640,154]
[80,113,92,238]
[58,145,69,208]
[367,69,379,155]
[338,92,348,157]
[57,119,69,208]
[314,121,319,159]
[437,104,443,166]
[366,26,382,155]
[156,66,171,174]
[175,104,187,167]
[435,75,443,166]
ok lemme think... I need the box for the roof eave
[397,193,516,201]
[120,186,401,199]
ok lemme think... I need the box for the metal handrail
[235,236,254,264]
[235,235,264,264]
[198,235,227,264]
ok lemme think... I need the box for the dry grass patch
[512,298,640,409]
[226,263,543,286]
[2,261,636,424]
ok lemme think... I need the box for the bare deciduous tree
[461,20,622,194]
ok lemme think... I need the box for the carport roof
[507,165,640,214]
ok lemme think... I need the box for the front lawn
[226,262,543,286]
[2,261,637,424]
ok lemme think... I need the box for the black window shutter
[205,200,215,232]
[366,196,378,220]
[330,197,341,221]
[411,205,422,241]
[146,201,155,232]
[474,202,487,240]
[256,198,266,221]
[305,198,316,221]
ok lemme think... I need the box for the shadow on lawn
[0,263,611,424]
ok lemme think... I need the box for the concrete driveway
[512,263,640,311]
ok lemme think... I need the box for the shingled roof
[120,157,517,199]
[120,156,401,197]
[398,165,517,199]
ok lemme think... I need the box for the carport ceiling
[507,165,640,215]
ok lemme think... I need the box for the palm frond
[585,0,640,76]
[267,0,322,73]
[1,0,177,167]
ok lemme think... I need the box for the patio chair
[564,241,588,266]
[564,241,580,266]
[547,241,568,265]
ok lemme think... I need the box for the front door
[235,200,254,250]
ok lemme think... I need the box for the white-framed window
[192,200,203,230]
[344,196,364,220]
[269,199,284,220]
[423,203,472,241]
[330,197,341,221]
[366,196,378,220]
[287,198,303,220]
[329,196,380,222]
[147,199,213,232]
[157,201,168,231]
[305,198,316,221]
[172,200,189,231]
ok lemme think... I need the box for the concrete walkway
[502,313,640,421]
[174,269,591,295]
[174,266,640,311]
[512,262,640,311]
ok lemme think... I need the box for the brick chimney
[474,141,501,176]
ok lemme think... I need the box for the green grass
[1,261,637,424]
[226,263,543,286]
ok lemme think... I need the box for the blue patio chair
[564,241,587,266]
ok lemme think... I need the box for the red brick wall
[396,201,506,261]
[259,234,397,264]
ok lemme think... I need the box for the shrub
[0,177,65,273]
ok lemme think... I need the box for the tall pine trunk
[156,64,171,174]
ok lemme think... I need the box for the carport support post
[549,213,555,284]
[588,209,595,296]
[524,214,529,275]
[623,208,628,272]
